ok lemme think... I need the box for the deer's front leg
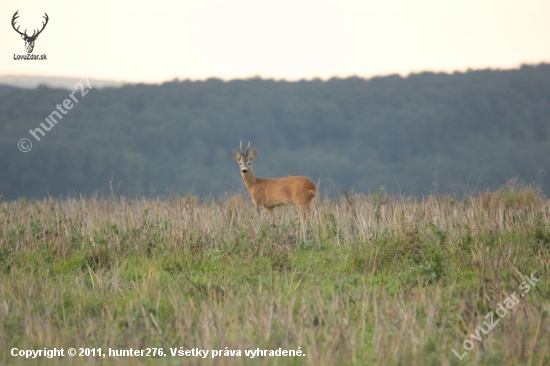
[264,207,275,227]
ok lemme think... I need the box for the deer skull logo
[12,11,49,54]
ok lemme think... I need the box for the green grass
[0,184,549,365]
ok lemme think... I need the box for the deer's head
[232,141,257,174]
[12,11,49,54]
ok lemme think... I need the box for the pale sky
[1,0,550,83]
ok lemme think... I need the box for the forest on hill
[0,64,549,200]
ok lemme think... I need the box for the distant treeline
[1,64,549,200]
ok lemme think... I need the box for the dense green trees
[1,64,549,199]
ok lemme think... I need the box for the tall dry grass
[0,183,548,365]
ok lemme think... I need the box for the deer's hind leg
[297,203,312,243]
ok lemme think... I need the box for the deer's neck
[241,167,258,191]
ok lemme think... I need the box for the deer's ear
[248,148,257,161]
[232,149,241,162]
[21,34,25,40]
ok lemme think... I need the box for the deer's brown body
[241,171,316,217]
[232,142,316,241]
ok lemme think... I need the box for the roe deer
[232,142,316,242]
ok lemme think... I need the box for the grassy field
[0,183,549,365]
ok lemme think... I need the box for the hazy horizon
[1,62,546,87]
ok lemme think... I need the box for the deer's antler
[238,141,251,155]
[29,13,49,40]
[36,13,49,37]
[11,11,25,37]
[11,11,49,40]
